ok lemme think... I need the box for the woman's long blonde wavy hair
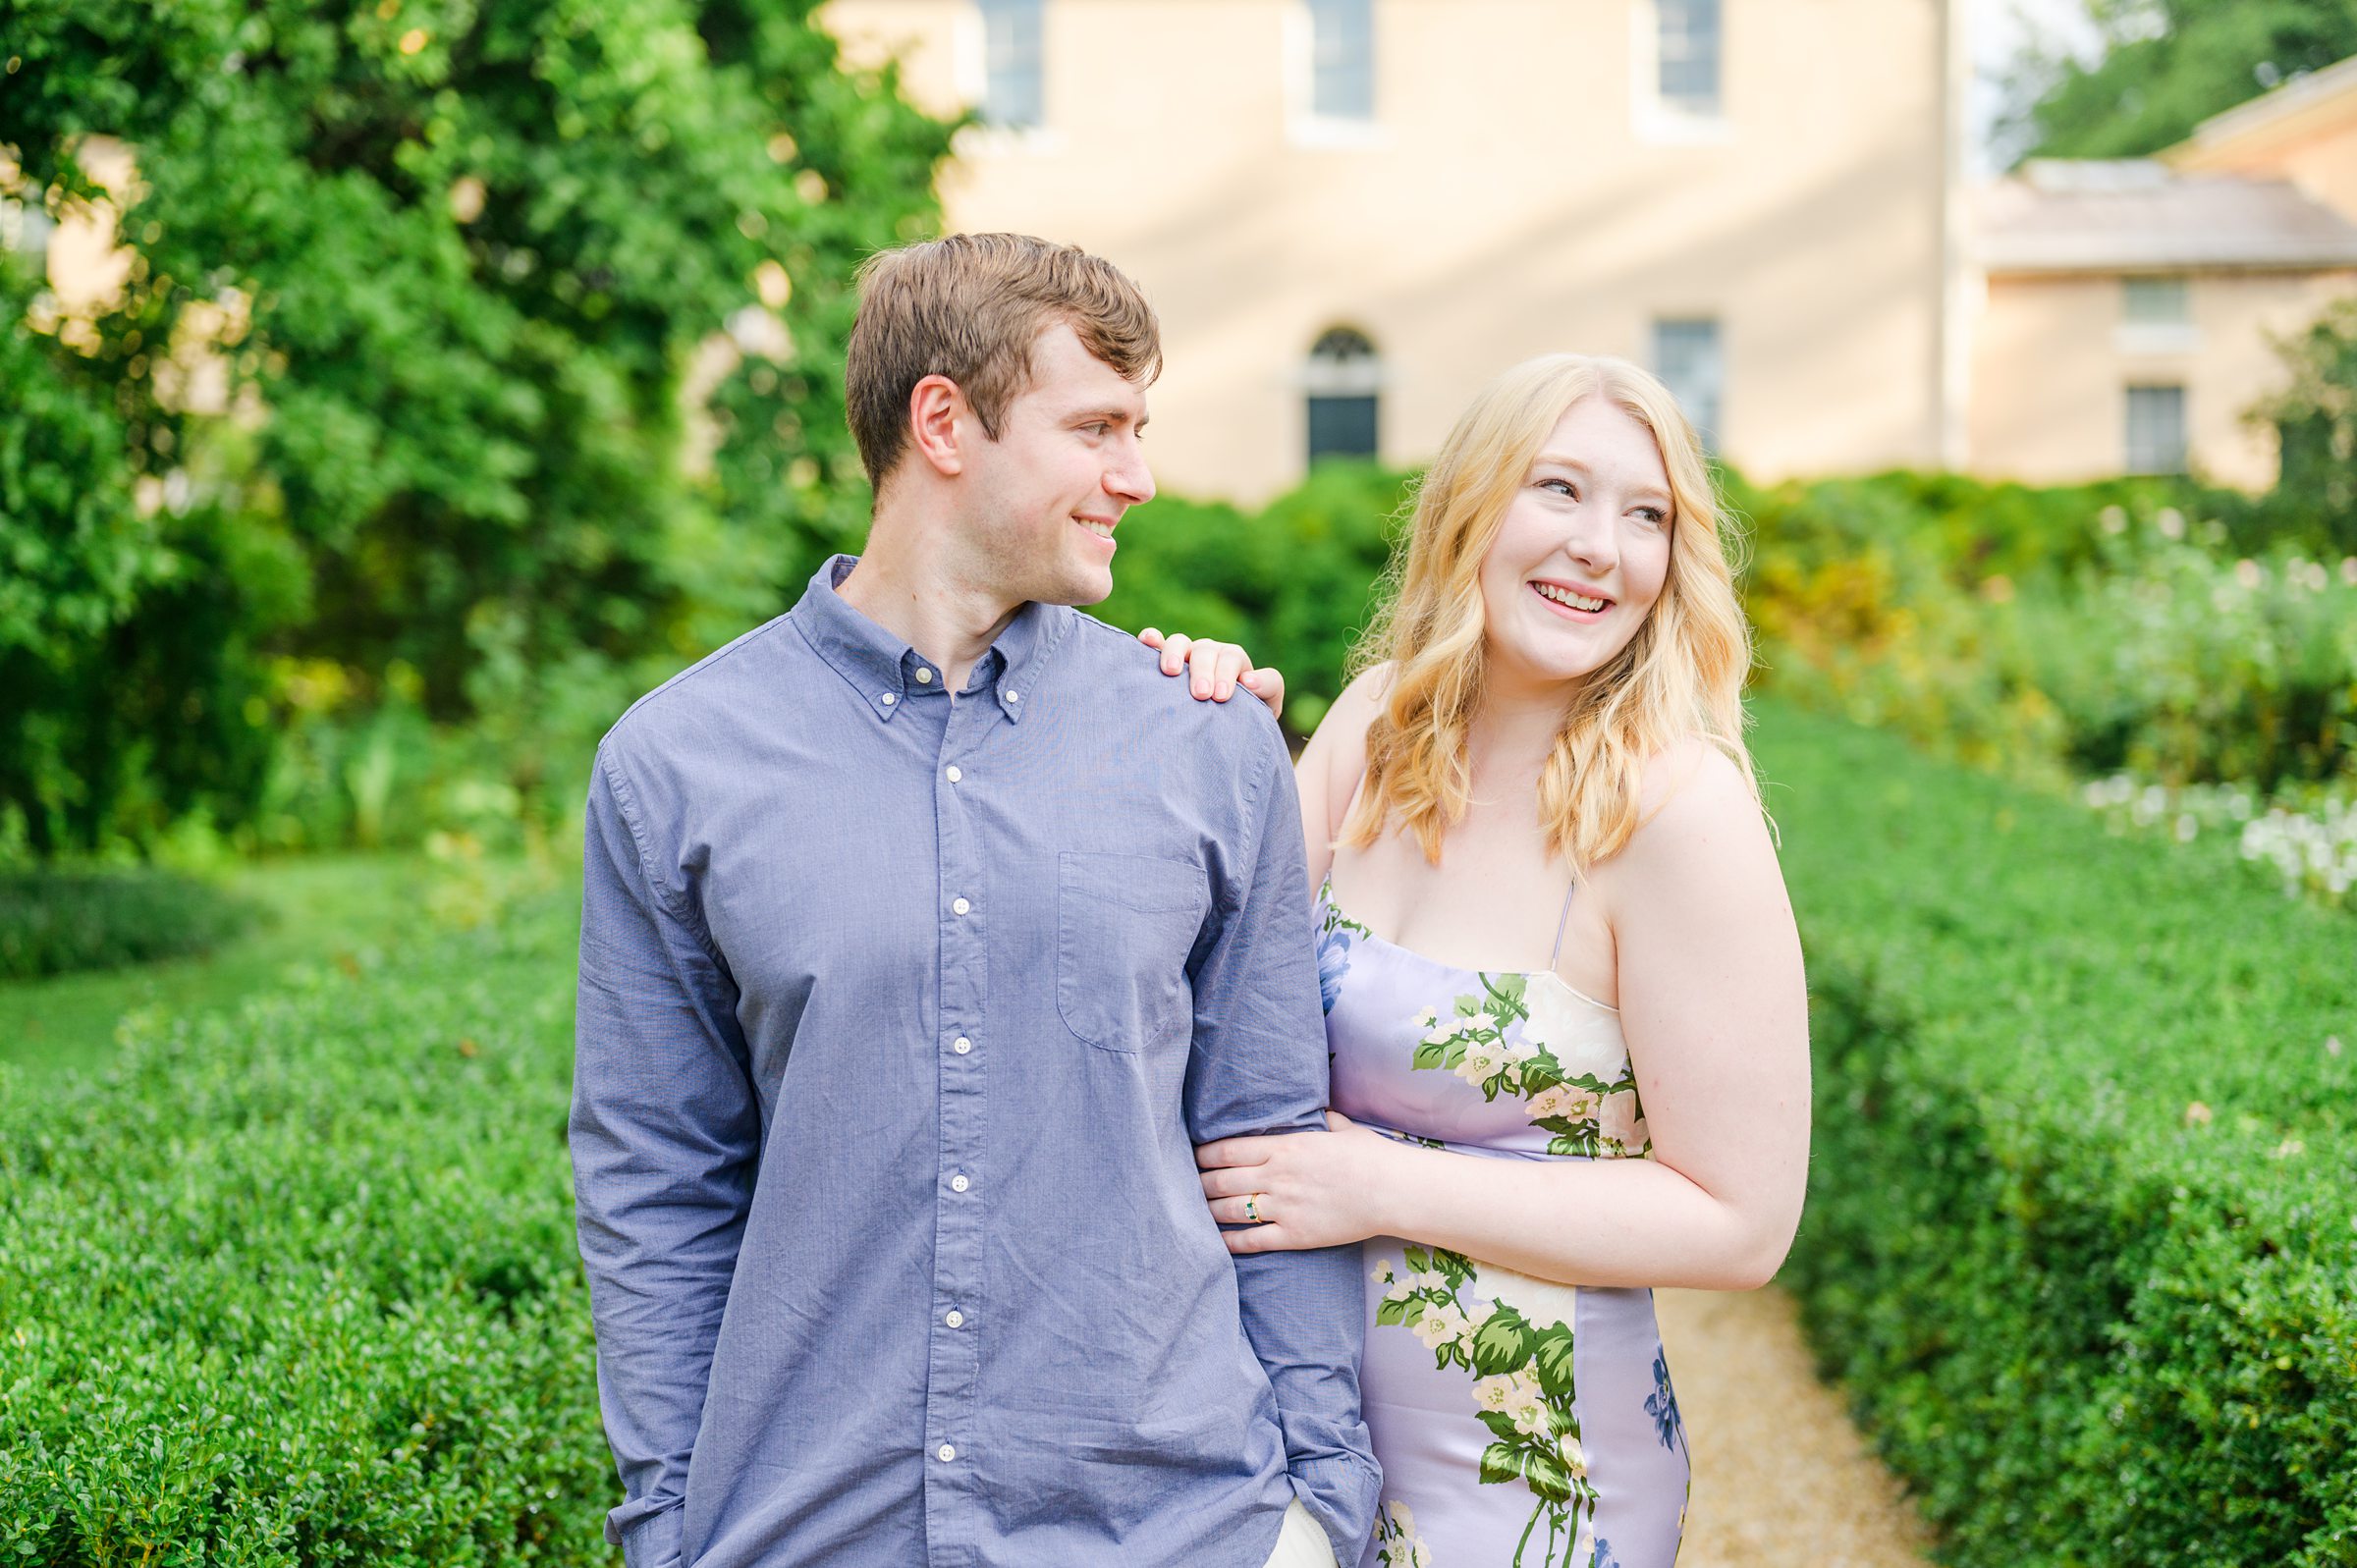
[1341,353,1757,874]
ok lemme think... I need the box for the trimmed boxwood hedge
[0,894,614,1564]
[0,870,255,980]
[1758,701,2356,1566]
[4,703,2349,1564]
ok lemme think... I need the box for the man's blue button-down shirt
[571,557,1378,1568]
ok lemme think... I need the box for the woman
[1148,353,1808,1567]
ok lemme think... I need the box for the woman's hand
[1139,626,1285,719]
[1196,1110,1394,1253]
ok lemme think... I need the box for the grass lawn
[0,852,517,1079]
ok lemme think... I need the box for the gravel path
[1655,1286,1939,1567]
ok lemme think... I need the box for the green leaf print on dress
[1365,974,1658,1565]
[1372,1248,1598,1567]
[1408,974,1650,1159]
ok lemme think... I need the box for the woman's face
[1477,397,1676,695]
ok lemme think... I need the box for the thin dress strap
[1547,880,1578,972]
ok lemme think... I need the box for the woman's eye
[1541,478,1576,498]
[1634,507,1669,527]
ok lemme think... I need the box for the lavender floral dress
[1317,882,1689,1568]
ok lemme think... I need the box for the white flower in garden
[2156,507,2185,539]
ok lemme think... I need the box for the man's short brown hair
[846,233,1162,491]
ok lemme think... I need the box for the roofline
[2168,53,2357,163]
[1979,251,2357,277]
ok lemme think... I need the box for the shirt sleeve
[570,742,761,1568]
[1182,719,1383,1560]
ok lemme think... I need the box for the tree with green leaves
[2002,0,2357,162]
[1,0,955,856]
[2255,295,2357,551]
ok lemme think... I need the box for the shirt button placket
[925,683,992,1564]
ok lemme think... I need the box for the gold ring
[1243,1194,1264,1224]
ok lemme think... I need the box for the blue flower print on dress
[1315,922,1355,1015]
[1645,1348,1685,1457]
[1591,1538,1624,1568]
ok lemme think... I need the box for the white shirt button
[952,896,970,916]
[879,692,896,707]
[913,667,933,684]
[953,1036,972,1054]
[944,1309,964,1328]
[1004,688,1020,703]
[945,765,962,784]
[936,1443,957,1463]
[950,1173,970,1193]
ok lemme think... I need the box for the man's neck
[839,519,1024,692]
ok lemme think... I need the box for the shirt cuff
[610,1497,685,1568]
[1289,1451,1383,1565]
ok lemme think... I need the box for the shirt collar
[791,555,1071,724]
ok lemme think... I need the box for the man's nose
[1106,437,1155,506]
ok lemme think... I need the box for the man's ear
[907,374,968,478]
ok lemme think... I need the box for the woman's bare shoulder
[1301,663,1395,834]
[1627,736,1765,856]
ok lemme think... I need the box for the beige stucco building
[1965,58,2357,488]
[823,0,1965,502]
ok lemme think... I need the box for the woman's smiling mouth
[1531,579,1612,617]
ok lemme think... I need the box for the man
[571,233,1377,1568]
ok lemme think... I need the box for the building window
[2123,276,2190,325]
[1308,0,1375,122]
[2125,385,2188,475]
[1306,326,1381,463]
[979,0,1044,129]
[1657,0,1722,116]
[1651,317,1724,446]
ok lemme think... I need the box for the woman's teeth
[1533,582,1607,613]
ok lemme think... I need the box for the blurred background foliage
[1,0,955,861]
[2003,0,2357,159]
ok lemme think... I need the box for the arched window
[1305,326,1381,464]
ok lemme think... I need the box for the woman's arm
[1201,743,1811,1291]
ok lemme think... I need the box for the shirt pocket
[1056,850,1207,1054]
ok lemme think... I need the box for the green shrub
[0,868,254,980]
[0,891,612,1564]
[1095,460,1413,733]
[1740,477,2357,792]
[1759,700,2356,1567]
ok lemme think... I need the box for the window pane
[1309,0,1375,121]
[2125,385,2187,475]
[2122,276,2190,325]
[1652,317,1724,446]
[980,0,1044,128]
[1658,0,1722,114]
[1309,396,1380,462]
